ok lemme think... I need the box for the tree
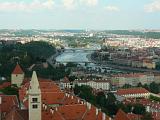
[106,93,116,105]
[149,82,160,94]
[96,92,106,107]
[68,75,77,82]
[132,104,146,115]
[0,86,19,96]
[122,84,133,89]
[123,104,132,113]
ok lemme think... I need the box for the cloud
[62,0,98,10]
[62,0,76,10]
[0,0,54,12]
[105,5,120,12]
[145,0,160,12]
[80,0,98,7]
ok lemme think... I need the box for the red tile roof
[0,82,11,89]
[117,88,149,96]
[0,95,19,113]
[12,64,24,74]
[127,113,142,120]
[18,78,111,120]
[5,107,28,120]
[19,79,80,108]
[42,104,110,120]
[115,109,130,120]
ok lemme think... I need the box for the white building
[116,88,150,98]
[60,78,110,90]
[28,71,41,120]
[11,64,24,87]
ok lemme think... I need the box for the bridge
[64,48,98,53]
[56,61,93,64]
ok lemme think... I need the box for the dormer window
[32,98,38,102]
[32,104,38,109]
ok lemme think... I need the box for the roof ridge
[15,110,25,120]
[56,109,66,120]
[81,105,90,120]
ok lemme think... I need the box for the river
[56,50,92,63]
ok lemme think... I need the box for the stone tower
[11,64,24,87]
[29,71,41,120]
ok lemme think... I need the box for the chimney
[86,102,91,110]
[44,105,47,110]
[50,109,54,114]
[102,113,106,120]
[77,99,80,103]
[42,104,45,109]
[0,96,2,104]
[96,108,99,116]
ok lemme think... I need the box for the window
[32,104,38,109]
[32,98,38,102]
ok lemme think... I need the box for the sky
[0,0,160,30]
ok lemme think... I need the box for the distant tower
[11,64,24,87]
[29,71,41,120]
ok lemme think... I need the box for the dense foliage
[74,85,146,116]
[104,30,160,39]
[0,41,56,78]
[0,86,19,96]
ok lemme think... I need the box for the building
[11,64,24,87]
[114,109,142,120]
[0,95,20,119]
[116,88,150,98]
[60,77,110,90]
[28,71,41,120]
[142,59,156,69]
[111,73,155,87]
[1,68,111,120]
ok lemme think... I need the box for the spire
[28,71,41,120]
[29,71,41,94]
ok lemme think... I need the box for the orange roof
[18,77,110,120]
[12,64,24,74]
[0,95,19,113]
[127,113,142,120]
[41,103,111,120]
[117,88,149,95]
[0,82,11,89]
[115,109,130,120]
[42,92,65,105]
[5,107,28,120]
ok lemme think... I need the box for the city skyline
[0,0,160,30]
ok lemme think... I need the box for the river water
[56,50,92,63]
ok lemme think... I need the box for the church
[0,64,111,120]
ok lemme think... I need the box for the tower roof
[29,71,41,94]
[12,64,24,74]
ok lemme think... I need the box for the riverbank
[88,53,160,73]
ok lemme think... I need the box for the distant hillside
[104,30,160,39]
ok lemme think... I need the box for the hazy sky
[0,0,160,30]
